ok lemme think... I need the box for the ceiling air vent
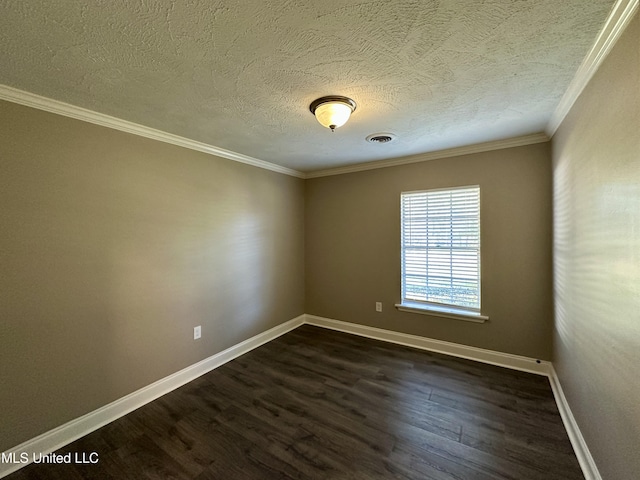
[366,133,397,144]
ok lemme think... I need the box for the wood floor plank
[460,421,583,478]
[390,444,502,480]
[6,325,584,479]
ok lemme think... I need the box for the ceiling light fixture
[309,96,357,132]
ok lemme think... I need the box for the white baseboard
[548,366,602,480]
[2,313,600,480]
[304,314,551,376]
[0,315,304,479]
[304,314,601,480]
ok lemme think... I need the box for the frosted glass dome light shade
[310,96,357,132]
[315,103,351,130]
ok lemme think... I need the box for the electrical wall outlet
[375,302,382,312]
[194,325,202,340]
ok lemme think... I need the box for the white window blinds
[401,186,480,311]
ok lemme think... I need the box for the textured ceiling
[0,0,615,172]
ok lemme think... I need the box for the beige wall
[4,17,637,472]
[305,143,553,360]
[552,13,640,480]
[0,101,305,451]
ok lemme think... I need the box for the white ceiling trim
[6,0,633,185]
[0,84,305,179]
[304,133,550,179]
[0,84,550,180]
[0,2,626,179]
[546,0,639,136]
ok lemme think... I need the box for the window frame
[396,185,487,322]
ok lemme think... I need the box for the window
[398,186,485,321]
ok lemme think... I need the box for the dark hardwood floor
[7,325,584,479]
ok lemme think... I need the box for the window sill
[394,302,488,323]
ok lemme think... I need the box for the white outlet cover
[194,326,202,339]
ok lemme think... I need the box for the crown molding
[0,85,305,179]
[3,2,635,180]
[546,0,639,136]
[304,132,549,178]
